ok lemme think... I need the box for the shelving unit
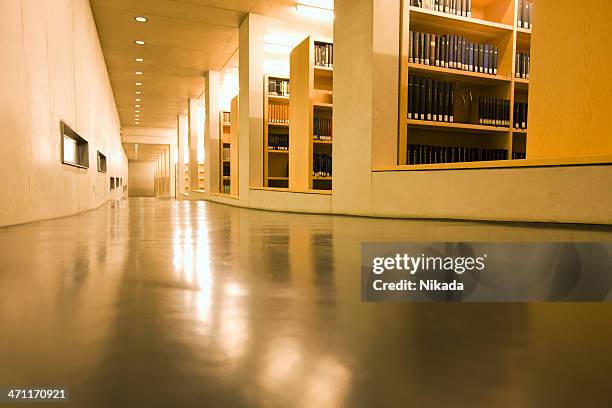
[184,166,189,193]
[399,0,532,166]
[198,162,205,190]
[264,75,290,188]
[219,110,232,194]
[289,36,333,191]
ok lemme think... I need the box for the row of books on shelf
[407,144,508,165]
[268,104,289,124]
[313,117,333,140]
[512,152,526,160]
[513,102,528,129]
[223,168,230,177]
[409,31,499,75]
[313,154,332,177]
[223,185,231,194]
[515,52,530,79]
[222,146,230,161]
[408,76,454,122]
[517,0,533,29]
[222,112,231,123]
[268,77,289,97]
[478,97,510,127]
[410,0,472,18]
[314,41,333,68]
[268,134,289,151]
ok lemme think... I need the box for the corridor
[1,198,612,407]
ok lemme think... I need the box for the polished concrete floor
[1,198,612,407]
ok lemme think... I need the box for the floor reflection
[0,198,611,407]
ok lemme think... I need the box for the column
[177,115,188,195]
[204,71,221,193]
[188,98,201,192]
[332,0,399,214]
[238,13,265,199]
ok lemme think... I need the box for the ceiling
[90,0,333,130]
[123,142,169,161]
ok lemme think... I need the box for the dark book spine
[424,33,430,65]
[426,78,432,120]
[420,76,426,120]
[409,31,413,63]
[432,79,438,121]
[449,84,454,122]
[408,76,413,119]
[493,46,498,75]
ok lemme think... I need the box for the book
[407,143,508,164]
[478,97,510,127]
[515,52,530,78]
[314,41,333,68]
[408,75,455,123]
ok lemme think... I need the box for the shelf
[516,29,531,49]
[222,122,231,127]
[313,139,333,144]
[408,62,511,84]
[516,26,532,35]
[408,6,513,38]
[268,122,289,127]
[313,102,333,108]
[268,94,290,101]
[314,66,333,78]
[268,149,289,154]
[313,176,332,181]
[267,176,289,181]
[406,118,510,133]
[513,129,528,134]
[374,155,612,172]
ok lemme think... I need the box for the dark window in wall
[61,121,89,168]
[97,151,107,173]
[110,177,115,191]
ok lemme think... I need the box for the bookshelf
[184,166,189,193]
[264,75,290,188]
[219,110,232,194]
[399,0,532,166]
[197,162,205,190]
[289,36,333,191]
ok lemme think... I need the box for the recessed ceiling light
[136,91,142,94]
[135,40,145,45]
[136,82,142,86]
[135,16,148,23]
[135,105,140,108]
[296,2,334,21]
[136,58,144,62]
[136,99,141,102]
[135,110,140,113]
[136,71,143,75]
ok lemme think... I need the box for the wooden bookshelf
[198,162,205,190]
[289,36,333,191]
[264,75,290,188]
[219,99,238,196]
[399,0,531,166]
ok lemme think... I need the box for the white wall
[0,0,127,227]
[128,161,155,197]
